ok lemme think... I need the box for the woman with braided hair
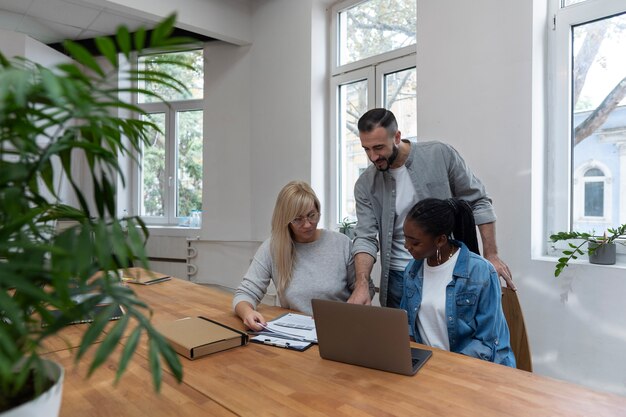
[400,198,515,367]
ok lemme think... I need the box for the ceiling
[0,0,157,45]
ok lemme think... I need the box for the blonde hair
[270,181,320,295]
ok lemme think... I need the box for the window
[573,162,612,228]
[583,168,606,218]
[548,0,626,244]
[134,49,204,225]
[331,0,417,224]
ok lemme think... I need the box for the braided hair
[405,198,480,255]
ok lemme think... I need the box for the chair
[501,287,532,372]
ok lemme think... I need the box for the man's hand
[478,222,515,291]
[347,280,372,305]
[484,253,515,291]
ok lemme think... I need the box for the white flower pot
[0,360,64,417]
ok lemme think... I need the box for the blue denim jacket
[400,241,516,367]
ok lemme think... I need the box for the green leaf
[40,68,63,103]
[116,25,132,58]
[76,309,111,361]
[88,312,129,376]
[115,327,142,384]
[62,41,105,77]
[95,36,118,67]
[149,13,176,47]
[134,27,147,51]
[148,338,163,392]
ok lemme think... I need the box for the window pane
[138,50,203,103]
[584,168,603,177]
[177,110,203,217]
[571,13,626,232]
[584,181,604,217]
[339,0,416,66]
[562,0,588,7]
[339,80,369,221]
[384,67,417,140]
[141,113,166,217]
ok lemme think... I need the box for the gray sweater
[232,230,357,315]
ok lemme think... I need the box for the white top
[417,250,460,351]
[389,164,418,270]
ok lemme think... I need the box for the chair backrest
[501,287,532,372]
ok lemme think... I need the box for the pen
[263,338,290,348]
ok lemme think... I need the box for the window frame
[547,0,626,255]
[330,0,416,76]
[131,48,205,226]
[329,0,417,227]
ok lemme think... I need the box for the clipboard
[250,334,312,352]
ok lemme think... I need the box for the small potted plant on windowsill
[339,217,357,240]
[549,224,626,276]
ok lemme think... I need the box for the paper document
[258,313,318,343]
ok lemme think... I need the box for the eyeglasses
[290,211,320,227]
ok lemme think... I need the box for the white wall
[202,41,253,240]
[417,0,626,396]
[248,0,327,240]
[0,30,79,208]
[174,0,329,289]
[0,28,68,65]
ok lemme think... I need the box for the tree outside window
[568,9,625,234]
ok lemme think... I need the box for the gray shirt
[233,229,367,315]
[352,140,496,307]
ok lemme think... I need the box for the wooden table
[46,277,626,417]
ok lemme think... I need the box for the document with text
[254,313,318,343]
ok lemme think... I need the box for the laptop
[311,299,432,376]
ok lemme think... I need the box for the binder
[45,303,124,325]
[121,268,171,285]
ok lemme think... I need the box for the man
[347,108,514,307]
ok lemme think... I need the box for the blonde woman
[233,181,373,331]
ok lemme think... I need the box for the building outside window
[548,0,626,247]
[330,0,417,225]
[134,49,204,225]
[573,162,613,230]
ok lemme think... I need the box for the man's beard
[375,145,399,172]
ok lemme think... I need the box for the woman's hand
[235,301,267,331]
[243,310,267,331]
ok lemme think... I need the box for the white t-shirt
[417,250,460,351]
[389,164,418,271]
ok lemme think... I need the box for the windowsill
[145,225,201,238]
[532,253,626,272]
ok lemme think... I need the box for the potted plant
[339,217,357,240]
[0,15,191,415]
[549,224,626,277]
